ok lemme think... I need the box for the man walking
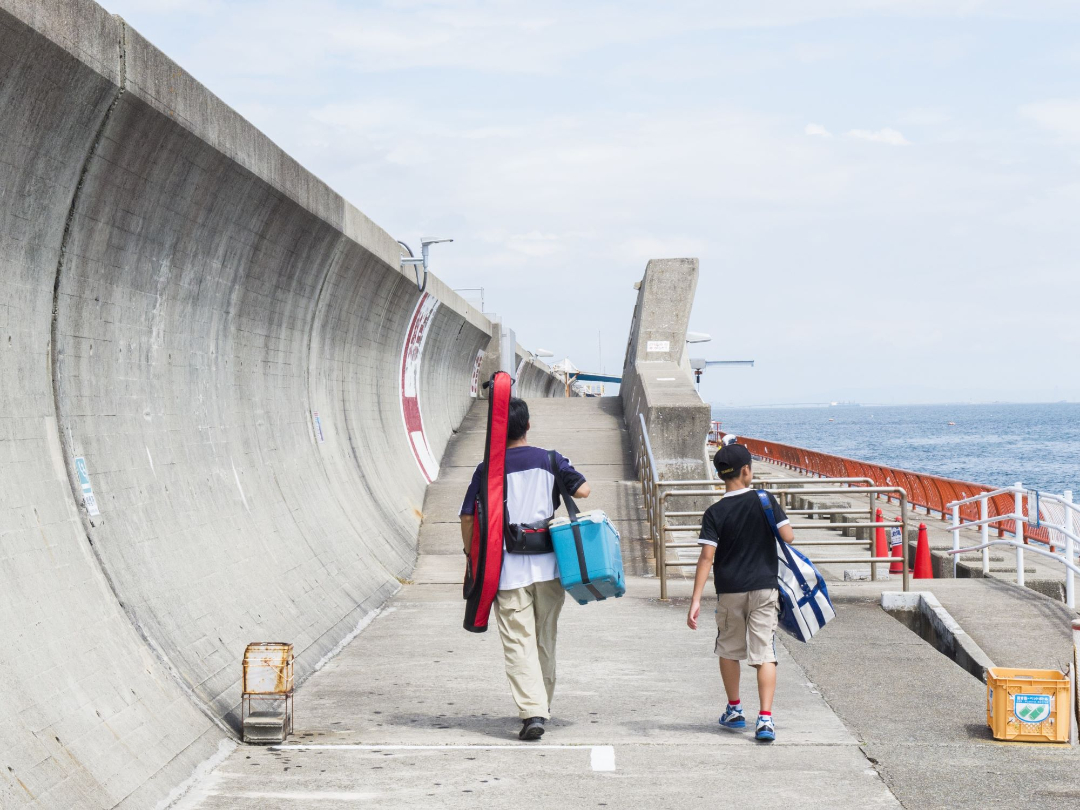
[460,398,590,740]
[686,442,794,742]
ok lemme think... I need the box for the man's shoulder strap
[548,450,579,521]
[756,490,781,539]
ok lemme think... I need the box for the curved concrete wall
[0,2,556,807]
[516,350,564,398]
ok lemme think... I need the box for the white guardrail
[948,483,1080,608]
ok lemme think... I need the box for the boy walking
[460,398,590,740]
[686,442,794,742]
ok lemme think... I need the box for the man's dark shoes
[519,717,545,740]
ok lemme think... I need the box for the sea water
[712,402,1080,496]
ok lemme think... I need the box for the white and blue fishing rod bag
[757,490,836,642]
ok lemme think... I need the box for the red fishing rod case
[463,371,512,632]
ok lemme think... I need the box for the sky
[101,0,1080,406]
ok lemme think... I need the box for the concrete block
[620,260,711,484]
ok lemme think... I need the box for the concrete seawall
[0,2,556,807]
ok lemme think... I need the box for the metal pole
[980,497,990,576]
[1014,483,1025,588]
[951,504,960,578]
[658,492,668,601]
[901,495,910,592]
[1065,491,1074,610]
[870,491,877,582]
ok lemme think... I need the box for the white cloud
[1019,99,1080,141]
[805,123,833,138]
[846,127,912,146]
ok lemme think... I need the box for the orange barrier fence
[719,432,1049,545]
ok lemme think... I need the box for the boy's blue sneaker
[755,714,775,742]
[719,704,746,729]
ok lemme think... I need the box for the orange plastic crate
[986,667,1070,743]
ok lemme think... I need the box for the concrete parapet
[515,345,565,399]
[621,259,711,481]
[473,323,563,399]
[881,592,996,681]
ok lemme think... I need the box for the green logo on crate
[1012,693,1051,724]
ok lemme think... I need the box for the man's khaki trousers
[495,579,565,719]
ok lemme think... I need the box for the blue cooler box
[550,510,626,605]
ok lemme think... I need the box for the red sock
[728,699,741,707]
[759,710,772,716]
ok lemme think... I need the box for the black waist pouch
[504,521,554,554]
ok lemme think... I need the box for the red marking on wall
[470,349,485,397]
[400,292,441,482]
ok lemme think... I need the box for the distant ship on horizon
[829,401,861,407]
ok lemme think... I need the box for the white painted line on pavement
[273,744,617,772]
[225,792,378,802]
[590,746,616,771]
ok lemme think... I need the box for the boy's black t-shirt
[698,488,789,594]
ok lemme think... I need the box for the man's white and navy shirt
[460,447,586,591]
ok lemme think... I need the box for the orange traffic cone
[913,523,933,579]
[889,517,905,573]
[874,509,887,559]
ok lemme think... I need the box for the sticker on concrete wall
[312,411,325,443]
[74,456,100,516]
[646,340,670,353]
[400,292,442,483]
[470,349,485,397]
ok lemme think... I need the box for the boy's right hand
[687,599,700,630]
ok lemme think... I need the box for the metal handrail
[758,477,876,486]
[949,486,1023,508]
[947,484,1078,607]
[655,486,909,599]
[633,415,910,599]
[951,538,1080,576]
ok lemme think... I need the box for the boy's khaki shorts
[714,588,779,666]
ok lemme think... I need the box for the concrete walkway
[653,455,1080,808]
[176,398,899,808]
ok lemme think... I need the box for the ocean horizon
[712,402,1080,496]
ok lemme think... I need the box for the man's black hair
[507,397,530,441]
